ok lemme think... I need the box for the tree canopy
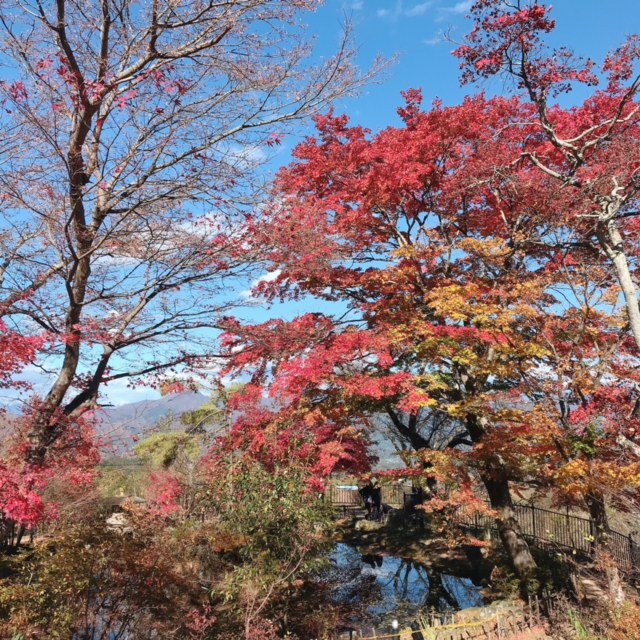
[1,1,640,637]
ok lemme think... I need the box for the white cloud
[0,364,54,410]
[441,0,472,14]
[255,269,282,284]
[422,34,442,45]
[406,2,433,16]
[376,1,434,20]
[240,269,283,300]
[92,253,141,268]
[222,144,268,172]
[347,0,364,9]
[100,377,160,406]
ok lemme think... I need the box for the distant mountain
[93,391,405,468]
[95,391,209,455]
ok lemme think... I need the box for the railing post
[590,517,597,554]
[531,504,536,540]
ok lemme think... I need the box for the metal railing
[456,502,639,575]
[328,485,638,574]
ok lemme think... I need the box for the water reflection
[325,543,484,627]
[361,554,383,569]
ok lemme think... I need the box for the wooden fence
[327,484,407,511]
[335,604,545,640]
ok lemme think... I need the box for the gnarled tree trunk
[481,466,537,579]
[465,414,538,579]
[585,490,611,547]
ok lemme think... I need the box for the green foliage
[0,448,336,638]
[567,609,599,640]
[181,383,245,434]
[207,458,333,602]
[134,431,200,468]
[568,424,600,458]
[97,457,146,497]
[0,538,94,637]
[551,600,640,640]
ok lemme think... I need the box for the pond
[321,543,486,633]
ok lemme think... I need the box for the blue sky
[238,0,640,317]
[306,0,640,133]
[220,0,640,390]
[8,1,639,408]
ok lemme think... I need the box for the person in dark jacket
[371,481,382,520]
[359,480,374,519]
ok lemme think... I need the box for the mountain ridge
[95,391,209,454]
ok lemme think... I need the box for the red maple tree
[223,23,640,572]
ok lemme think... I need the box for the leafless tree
[0,0,380,461]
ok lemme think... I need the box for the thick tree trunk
[585,490,610,547]
[464,414,537,579]
[596,220,640,352]
[481,468,537,578]
[584,490,626,604]
[25,58,99,464]
[386,409,439,495]
[14,524,26,550]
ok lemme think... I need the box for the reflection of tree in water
[318,544,484,629]
[382,557,482,612]
[321,545,385,612]
[361,554,383,569]
[390,558,424,602]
